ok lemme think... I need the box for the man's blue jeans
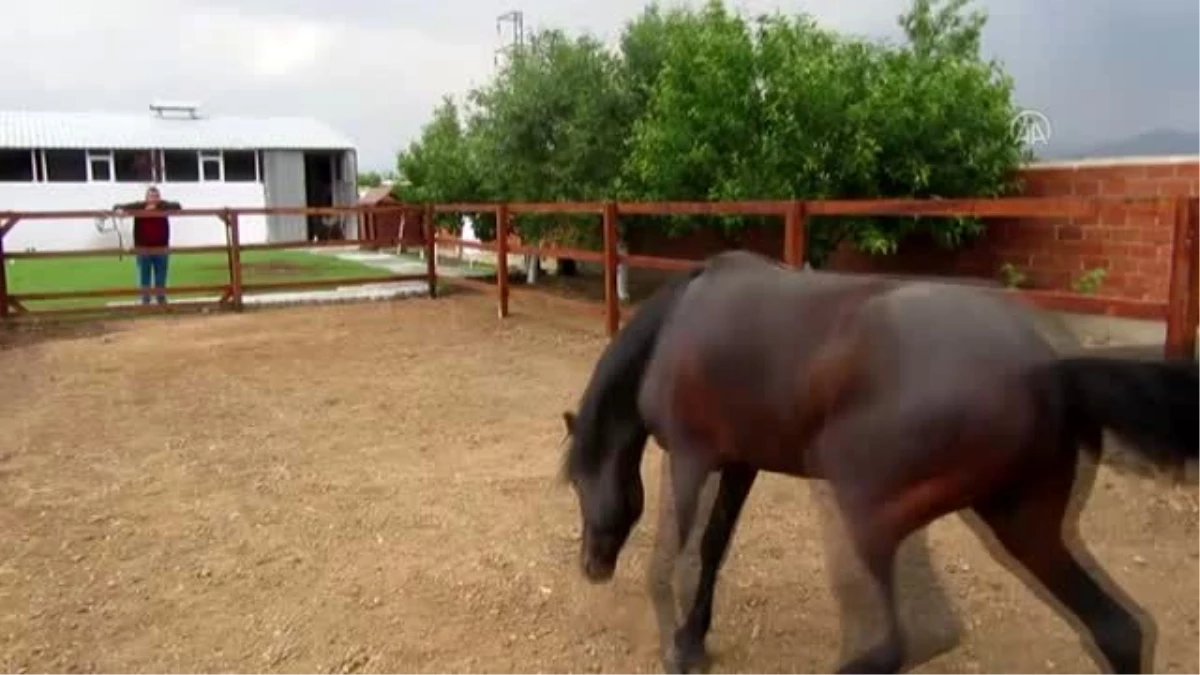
[136,254,169,304]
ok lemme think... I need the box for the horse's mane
[562,265,706,480]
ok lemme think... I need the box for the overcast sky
[1,0,1196,171]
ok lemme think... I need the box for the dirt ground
[0,293,1196,674]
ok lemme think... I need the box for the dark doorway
[304,152,343,241]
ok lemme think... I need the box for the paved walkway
[107,246,493,309]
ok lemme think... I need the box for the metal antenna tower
[495,10,525,68]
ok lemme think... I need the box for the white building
[0,103,359,252]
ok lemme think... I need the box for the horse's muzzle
[580,533,617,583]
[581,554,616,583]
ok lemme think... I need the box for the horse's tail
[1031,356,1198,468]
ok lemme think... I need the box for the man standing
[113,185,181,305]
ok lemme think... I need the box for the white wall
[0,182,269,253]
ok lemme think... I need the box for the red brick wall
[629,157,1199,304]
[829,158,1198,303]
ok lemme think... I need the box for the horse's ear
[562,411,577,436]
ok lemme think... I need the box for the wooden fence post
[0,216,16,320]
[1165,196,1199,360]
[496,204,510,318]
[783,200,806,268]
[364,206,376,249]
[223,209,244,311]
[424,204,438,299]
[602,201,620,337]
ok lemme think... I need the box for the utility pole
[495,10,525,68]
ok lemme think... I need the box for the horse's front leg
[670,462,758,674]
[648,445,715,674]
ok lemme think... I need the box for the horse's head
[559,409,646,583]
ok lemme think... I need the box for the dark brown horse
[560,250,1196,674]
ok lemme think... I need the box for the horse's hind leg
[818,433,939,673]
[970,456,1148,673]
[815,481,961,668]
[830,506,908,675]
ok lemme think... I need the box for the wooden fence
[428,196,1198,359]
[0,204,433,319]
[1,196,1196,358]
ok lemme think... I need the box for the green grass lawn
[6,249,397,310]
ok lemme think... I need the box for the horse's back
[858,281,1056,383]
[651,251,892,372]
[638,252,895,470]
[650,255,1054,397]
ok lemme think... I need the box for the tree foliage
[395,96,480,231]
[395,0,1026,265]
[466,29,634,244]
[356,170,385,188]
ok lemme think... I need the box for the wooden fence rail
[0,204,428,319]
[431,196,1196,359]
[1,197,1195,359]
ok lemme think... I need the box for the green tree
[620,1,759,209]
[616,5,672,120]
[900,0,987,61]
[397,0,1026,268]
[467,28,634,247]
[622,0,1024,265]
[732,13,889,260]
[357,170,385,188]
[844,0,1025,260]
[395,96,482,232]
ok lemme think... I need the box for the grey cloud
[978,0,1198,148]
[0,0,1194,172]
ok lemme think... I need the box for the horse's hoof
[664,638,711,674]
[659,649,682,675]
[904,625,963,666]
[661,655,686,675]
[836,641,904,674]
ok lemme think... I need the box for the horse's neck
[604,412,650,479]
[579,268,692,480]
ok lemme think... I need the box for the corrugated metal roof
[359,185,398,204]
[0,109,356,151]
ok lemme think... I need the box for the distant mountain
[1038,128,1200,161]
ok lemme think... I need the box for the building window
[42,149,88,182]
[120,148,267,183]
[200,150,222,182]
[163,150,199,182]
[114,150,156,182]
[87,150,114,182]
[223,150,258,182]
[0,149,35,182]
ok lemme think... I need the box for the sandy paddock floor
[0,293,1196,674]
